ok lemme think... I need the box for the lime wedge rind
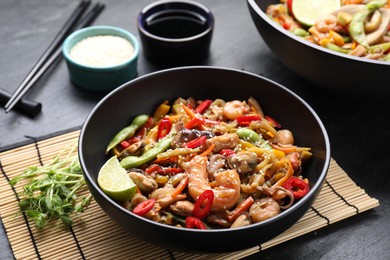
[98,156,136,201]
[292,0,341,27]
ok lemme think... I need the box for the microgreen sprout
[10,142,92,229]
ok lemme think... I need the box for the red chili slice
[185,216,207,230]
[194,99,213,114]
[219,149,236,157]
[185,117,204,129]
[283,177,310,200]
[236,115,261,126]
[157,118,172,140]
[185,135,207,149]
[133,199,156,216]
[120,140,130,149]
[192,190,214,219]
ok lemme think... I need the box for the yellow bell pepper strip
[152,101,170,125]
[272,158,293,187]
[120,137,173,169]
[194,99,212,114]
[283,177,310,199]
[105,114,149,154]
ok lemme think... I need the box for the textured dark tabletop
[1,0,389,259]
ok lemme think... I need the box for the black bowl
[137,0,214,66]
[247,0,390,96]
[79,66,330,253]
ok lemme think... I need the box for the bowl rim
[62,25,140,71]
[79,65,331,234]
[247,0,390,66]
[137,0,214,43]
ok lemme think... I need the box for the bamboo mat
[0,130,379,260]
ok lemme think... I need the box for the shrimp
[187,155,241,212]
[315,14,339,33]
[249,197,280,223]
[222,100,250,120]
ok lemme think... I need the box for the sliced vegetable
[219,149,236,157]
[236,115,261,126]
[145,164,183,175]
[264,115,281,128]
[185,117,204,129]
[133,199,156,216]
[185,135,207,149]
[192,190,214,219]
[194,99,213,114]
[106,114,149,154]
[157,118,172,140]
[236,128,272,150]
[227,196,254,222]
[120,137,173,168]
[171,175,189,199]
[283,176,310,199]
[185,216,207,229]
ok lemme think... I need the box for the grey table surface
[1,0,389,259]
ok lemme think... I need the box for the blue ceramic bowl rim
[247,0,390,66]
[137,0,214,43]
[62,25,140,72]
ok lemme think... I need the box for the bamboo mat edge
[0,130,380,260]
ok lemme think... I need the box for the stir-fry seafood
[103,97,312,229]
[267,0,390,61]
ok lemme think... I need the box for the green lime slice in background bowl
[292,0,341,27]
[98,156,136,201]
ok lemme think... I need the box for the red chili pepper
[133,199,156,216]
[185,216,207,229]
[219,149,236,157]
[185,117,204,129]
[236,115,261,126]
[192,190,214,219]
[264,115,281,128]
[157,118,172,140]
[282,22,291,30]
[185,135,207,149]
[283,177,310,200]
[194,99,213,114]
[145,164,183,175]
[120,140,130,149]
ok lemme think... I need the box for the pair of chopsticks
[3,0,105,114]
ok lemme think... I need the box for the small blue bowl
[62,26,140,92]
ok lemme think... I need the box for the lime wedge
[292,0,341,27]
[98,156,136,201]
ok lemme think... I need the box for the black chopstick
[4,0,91,113]
[3,3,106,114]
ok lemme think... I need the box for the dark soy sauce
[145,10,208,39]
